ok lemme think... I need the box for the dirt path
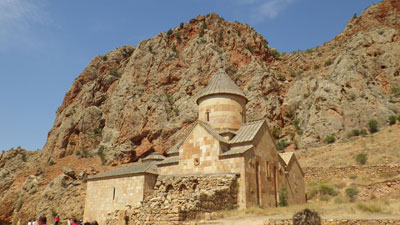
[200,214,400,225]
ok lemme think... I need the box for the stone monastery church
[84,69,306,224]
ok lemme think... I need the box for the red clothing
[55,217,59,222]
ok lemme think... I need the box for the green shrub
[93,128,102,135]
[199,22,207,38]
[277,139,288,150]
[172,43,177,52]
[247,44,253,53]
[179,22,184,29]
[237,30,241,37]
[319,184,339,196]
[292,119,300,129]
[349,129,360,137]
[313,65,320,70]
[48,159,56,166]
[21,152,27,162]
[76,151,81,156]
[102,55,108,61]
[324,58,333,66]
[389,115,397,125]
[391,87,400,96]
[110,68,119,76]
[367,119,378,133]
[353,13,357,19]
[359,129,367,135]
[325,136,336,144]
[167,29,173,36]
[305,49,314,54]
[272,128,281,138]
[277,73,285,81]
[355,153,367,165]
[346,187,358,201]
[279,186,288,207]
[202,22,207,30]
[81,148,90,158]
[270,48,280,60]
[286,109,295,119]
[307,182,338,200]
[148,46,154,54]
[98,145,106,165]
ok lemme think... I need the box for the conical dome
[196,69,248,104]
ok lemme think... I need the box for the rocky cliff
[1,0,400,223]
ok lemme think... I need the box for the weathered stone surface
[105,174,238,225]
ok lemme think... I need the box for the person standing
[71,219,78,225]
[54,216,59,225]
[37,216,47,225]
[67,218,71,225]
[28,220,32,225]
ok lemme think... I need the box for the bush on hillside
[389,115,397,125]
[355,153,367,165]
[325,136,336,144]
[367,119,378,133]
[346,187,358,201]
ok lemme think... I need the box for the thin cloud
[236,0,295,21]
[0,0,48,50]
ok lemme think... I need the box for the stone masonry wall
[106,174,238,225]
[84,175,146,225]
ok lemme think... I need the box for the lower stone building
[83,69,306,224]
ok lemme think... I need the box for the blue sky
[0,0,380,151]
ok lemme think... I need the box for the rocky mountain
[1,0,399,223]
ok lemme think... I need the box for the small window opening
[206,111,210,122]
[113,187,116,200]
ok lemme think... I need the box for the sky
[0,0,381,151]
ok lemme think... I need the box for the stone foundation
[106,174,238,225]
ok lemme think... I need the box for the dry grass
[216,199,400,220]
[297,125,400,167]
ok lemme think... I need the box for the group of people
[19,216,98,225]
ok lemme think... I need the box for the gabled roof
[198,120,228,143]
[220,145,253,157]
[229,120,266,144]
[87,161,157,181]
[167,120,227,155]
[196,69,248,104]
[278,152,304,176]
[279,152,294,166]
